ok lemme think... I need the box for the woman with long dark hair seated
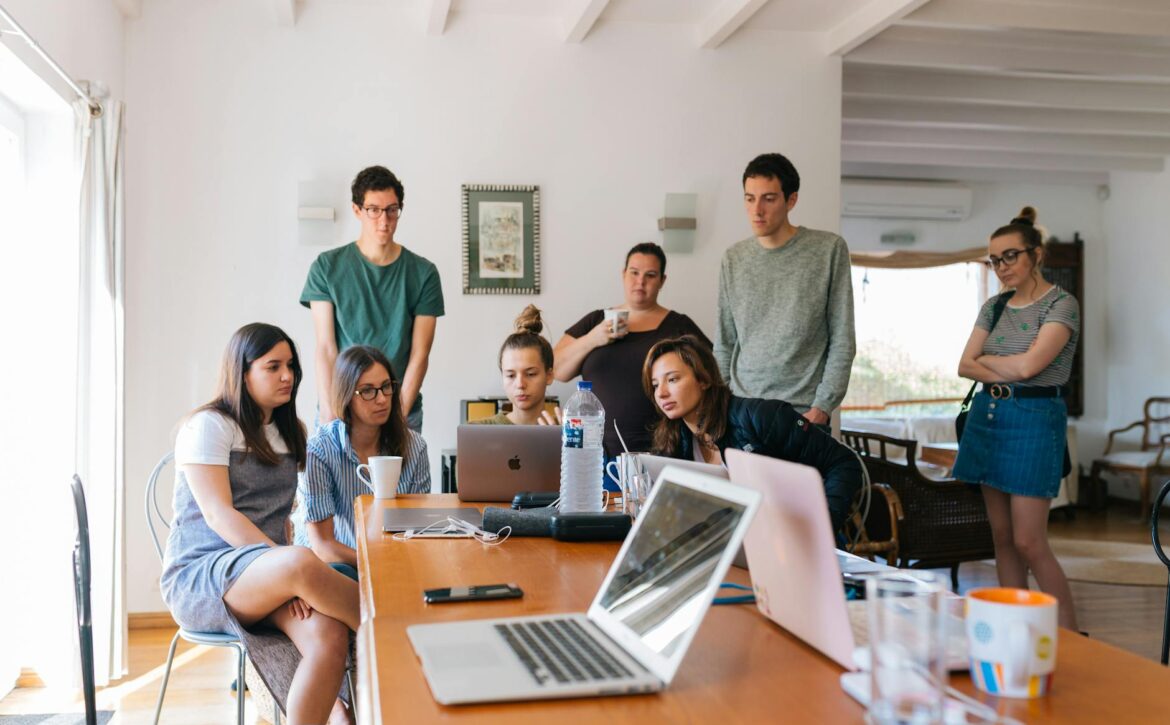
[162,323,356,725]
[295,345,430,573]
[642,335,862,532]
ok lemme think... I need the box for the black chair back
[70,474,98,725]
[1151,479,1170,666]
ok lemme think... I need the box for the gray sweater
[714,227,856,413]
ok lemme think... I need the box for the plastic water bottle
[559,381,605,513]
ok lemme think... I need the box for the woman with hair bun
[476,304,560,425]
[955,206,1080,629]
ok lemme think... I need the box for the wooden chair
[1090,396,1170,521]
[841,429,994,591]
[841,481,901,567]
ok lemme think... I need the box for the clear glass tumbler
[866,571,947,724]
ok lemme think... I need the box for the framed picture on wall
[462,184,541,295]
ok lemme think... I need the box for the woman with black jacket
[641,335,862,532]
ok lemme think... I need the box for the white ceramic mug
[356,455,403,499]
[603,308,629,334]
[966,587,1058,698]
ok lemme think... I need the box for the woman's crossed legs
[223,546,359,725]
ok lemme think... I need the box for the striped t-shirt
[293,418,431,549]
[976,285,1079,387]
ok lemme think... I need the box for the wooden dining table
[354,494,1170,723]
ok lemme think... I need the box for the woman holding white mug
[295,345,430,571]
[554,243,711,475]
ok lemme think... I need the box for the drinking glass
[866,571,947,724]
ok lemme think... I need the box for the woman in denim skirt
[955,206,1080,629]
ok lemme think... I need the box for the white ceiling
[108,0,1170,182]
[842,0,1170,183]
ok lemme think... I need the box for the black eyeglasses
[988,248,1030,269]
[361,205,402,220]
[354,381,395,401]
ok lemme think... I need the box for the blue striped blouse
[293,418,431,549]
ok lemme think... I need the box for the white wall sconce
[658,193,697,253]
[298,180,340,245]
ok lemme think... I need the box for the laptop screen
[596,480,748,657]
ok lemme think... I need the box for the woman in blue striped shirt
[296,345,430,572]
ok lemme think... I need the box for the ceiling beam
[843,143,1165,173]
[846,29,1170,82]
[272,0,296,27]
[843,98,1170,138]
[112,0,142,19]
[901,0,1170,40]
[844,66,1170,113]
[426,0,452,36]
[843,123,1170,158]
[842,161,1109,186]
[563,0,611,43]
[824,0,931,56]
[696,0,769,50]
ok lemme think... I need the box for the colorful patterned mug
[966,588,1058,698]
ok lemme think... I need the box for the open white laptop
[456,425,561,502]
[406,466,761,705]
[637,453,727,483]
[723,449,969,672]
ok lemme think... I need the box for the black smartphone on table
[423,583,524,604]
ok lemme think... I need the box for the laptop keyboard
[494,619,636,687]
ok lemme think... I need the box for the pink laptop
[724,449,858,669]
[724,449,969,672]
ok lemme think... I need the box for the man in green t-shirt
[301,166,445,432]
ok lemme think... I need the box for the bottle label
[562,417,584,449]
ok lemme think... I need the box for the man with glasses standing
[301,165,444,432]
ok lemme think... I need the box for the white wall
[1100,168,1170,501]
[841,181,1109,467]
[123,1,843,612]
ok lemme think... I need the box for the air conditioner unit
[841,180,972,221]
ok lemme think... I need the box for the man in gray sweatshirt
[714,153,856,427]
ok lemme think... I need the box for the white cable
[392,517,511,545]
[844,443,873,552]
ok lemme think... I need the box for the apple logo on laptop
[508,456,521,471]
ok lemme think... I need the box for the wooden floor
[0,628,276,724]
[2,500,1167,721]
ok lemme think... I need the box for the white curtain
[74,88,126,686]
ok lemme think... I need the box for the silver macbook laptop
[407,466,761,705]
[724,449,969,672]
[456,424,561,502]
[635,454,756,568]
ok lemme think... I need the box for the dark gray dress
[160,448,311,711]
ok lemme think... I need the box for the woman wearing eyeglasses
[295,345,430,572]
[955,206,1079,629]
[162,323,357,725]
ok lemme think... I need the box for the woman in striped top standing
[955,206,1079,629]
[295,345,430,573]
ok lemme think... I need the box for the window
[842,262,994,419]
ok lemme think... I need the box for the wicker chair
[841,429,994,591]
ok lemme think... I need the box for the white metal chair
[146,451,280,725]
